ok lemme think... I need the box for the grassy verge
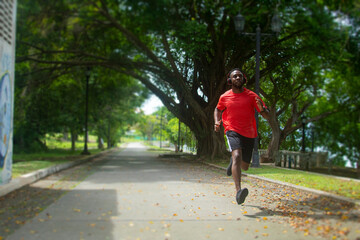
[10,135,140,179]
[206,158,360,201]
[12,160,70,178]
[9,134,136,179]
[12,148,105,179]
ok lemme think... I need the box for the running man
[214,68,269,204]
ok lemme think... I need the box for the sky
[141,94,163,115]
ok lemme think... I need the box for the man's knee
[241,162,250,171]
[232,151,242,164]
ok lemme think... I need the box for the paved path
[3,143,360,240]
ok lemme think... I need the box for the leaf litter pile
[200,162,360,240]
[170,159,360,240]
[247,178,360,239]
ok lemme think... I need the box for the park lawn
[208,160,360,201]
[14,149,88,161]
[12,148,104,179]
[44,138,99,150]
[9,134,132,180]
[12,160,69,178]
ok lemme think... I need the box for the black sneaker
[226,157,232,176]
[236,188,249,205]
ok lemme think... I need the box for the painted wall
[0,0,17,185]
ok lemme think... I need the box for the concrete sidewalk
[2,143,360,239]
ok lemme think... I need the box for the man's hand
[214,122,221,132]
[256,97,270,120]
[256,98,265,112]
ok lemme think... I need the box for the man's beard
[233,81,244,89]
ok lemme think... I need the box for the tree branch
[97,1,162,66]
[160,32,183,81]
[283,109,339,136]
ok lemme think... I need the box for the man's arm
[214,107,222,132]
[259,108,270,121]
[256,98,270,121]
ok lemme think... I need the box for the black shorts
[225,131,255,164]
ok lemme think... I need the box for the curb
[0,148,116,198]
[203,162,360,208]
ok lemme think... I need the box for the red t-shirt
[216,88,266,138]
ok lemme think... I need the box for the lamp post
[164,114,167,147]
[234,7,282,167]
[311,126,315,152]
[160,113,163,148]
[156,114,160,148]
[301,115,306,153]
[301,115,309,170]
[177,119,181,152]
[81,67,91,155]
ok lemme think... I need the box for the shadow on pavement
[2,187,118,240]
[0,156,118,240]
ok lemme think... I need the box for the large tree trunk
[261,108,281,163]
[192,117,228,160]
[98,137,104,150]
[196,131,228,160]
[63,128,69,141]
[107,123,111,149]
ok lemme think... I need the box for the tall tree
[313,62,360,176]
[16,0,359,159]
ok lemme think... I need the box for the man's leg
[241,160,250,171]
[226,131,251,204]
[227,153,250,177]
[232,148,250,204]
[231,148,242,192]
[226,156,233,176]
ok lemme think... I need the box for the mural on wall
[0,73,11,166]
[0,66,12,184]
[0,0,17,185]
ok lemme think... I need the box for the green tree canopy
[15,0,360,164]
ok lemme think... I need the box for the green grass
[13,148,103,162]
[207,159,360,200]
[44,138,99,150]
[9,136,137,179]
[11,135,107,179]
[12,148,105,179]
[12,160,69,178]
[9,132,136,179]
